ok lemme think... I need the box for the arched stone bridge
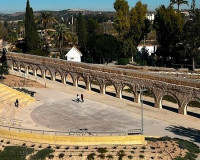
[7,52,200,115]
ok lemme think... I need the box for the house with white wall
[137,45,158,55]
[65,46,82,62]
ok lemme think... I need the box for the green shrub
[117,150,126,160]
[0,146,34,160]
[48,154,54,159]
[98,153,105,159]
[128,155,133,159]
[97,147,108,154]
[117,58,129,65]
[30,148,54,160]
[139,155,144,159]
[58,153,64,159]
[106,154,113,159]
[87,153,95,160]
[29,49,47,56]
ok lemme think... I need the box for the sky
[0,0,199,14]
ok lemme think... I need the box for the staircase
[0,83,35,108]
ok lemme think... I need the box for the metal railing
[0,124,142,137]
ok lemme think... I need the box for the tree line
[0,0,200,70]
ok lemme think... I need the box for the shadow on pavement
[187,111,200,119]
[165,125,200,144]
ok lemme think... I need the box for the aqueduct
[7,52,200,115]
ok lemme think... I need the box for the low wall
[0,129,146,146]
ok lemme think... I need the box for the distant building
[137,45,158,55]
[65,46,82,62]
[146,11,156,23]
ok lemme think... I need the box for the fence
[0,124,142,137]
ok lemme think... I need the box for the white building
[137,45,158,55]
[146,11,156,22]
[65,46,82,62]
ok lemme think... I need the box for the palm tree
[38,12,57,52]
[170,0,189,10]
[54,24,68,56]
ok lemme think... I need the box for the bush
[117,150,126,160]
[117,58,129,65]
[106,154,113,159]
[139,155,144,159]
[87,153,95,160]
[28,49,47,56]
[97,147,108,154]
[128,155,133,159]
[48,154,54,159]
[0,146,34,160]
[30,148,54,160]
[58,153,64,159]
[98,153,105,159]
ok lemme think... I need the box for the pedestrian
[81,94,84,102]
[77,94,80,103]
[15,99,19,107]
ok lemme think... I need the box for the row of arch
[12,62,200,119]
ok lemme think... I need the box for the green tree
[182,9,200,70]
[94,34,121,63]
[129,1,150,46]
[170,0,189,10]
[54,24,68,55]
[77,13,87,50]
[38,12,57,51]
[113,0,130,38]
[25,0,39,52]
[85,17,99,61]
[154,5,184,65]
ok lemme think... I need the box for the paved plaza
[11,71,200,148]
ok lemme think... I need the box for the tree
[38,12,57,52]
[76,13,87,50]
[170,0,189,10]
[182,9,200,70]
[129,1,150,45]
[24,0,39,52]
[122,1,150,59]
[113,0,130,38]
[0,48,8,80]
[54,24,68,55]
[154,5,184,65]
[94,34,121,63]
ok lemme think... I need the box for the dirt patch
[1,74,44,88]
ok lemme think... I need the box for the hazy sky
[0,0,199,13]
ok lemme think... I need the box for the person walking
[77,94,80,103]
[81,94,84,102]
[15,99,19,107]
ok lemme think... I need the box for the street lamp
[138,87,147,135]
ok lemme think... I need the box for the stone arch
[13,62,19,71]
[77,75,87,89]
[55,70,62,83]
[121,84,135,102]
[181,98,200,117]
[45,68,53,80]
[139,87,157,108]
[90,78,101,93]
[27,65,34,75]
[105,80,117,97]
[19,63,26,73]
[157,91,181,113]
[65,72,74,86]
[36,66,43,77]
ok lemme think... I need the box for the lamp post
[138,88,147,135]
